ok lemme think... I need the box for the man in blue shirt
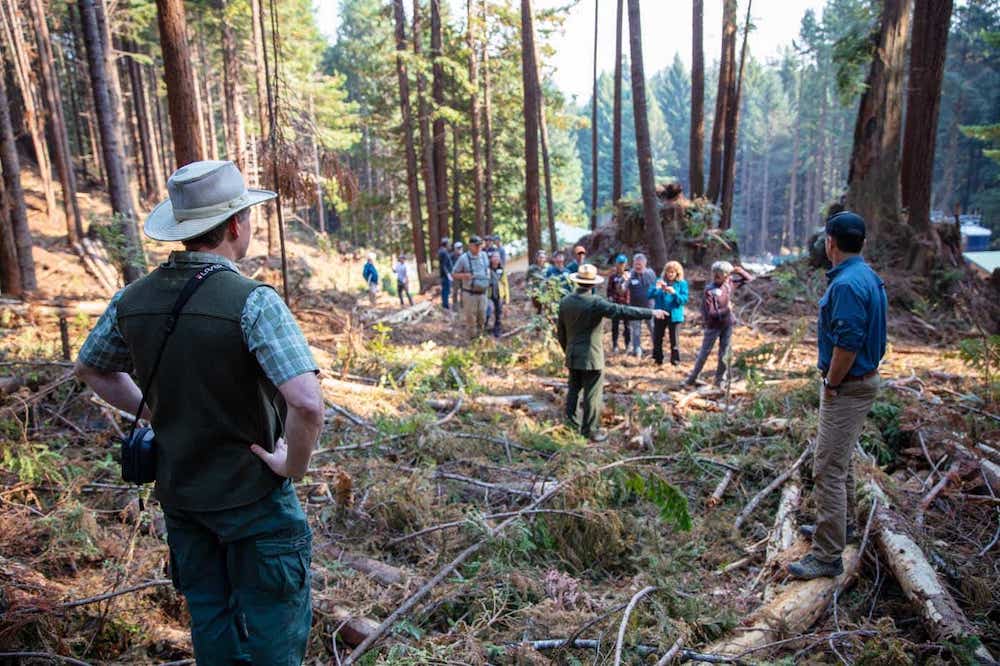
[789,211,887,580]
[438,238,454,310]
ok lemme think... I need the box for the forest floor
[1,173,999,665]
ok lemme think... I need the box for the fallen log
[318,547,411,586]
[427,394,538,410]
[321,377,399,397]
[707,470,735,508]
[372,300,433,326]
[764,471,802,566]
[436,471,558,499]
[0,370,76,420]
[313,594,381,647]
[698,545,861,659]
[867,479,995,662]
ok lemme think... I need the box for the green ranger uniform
[557,290,653,436]
[78,252,317,665]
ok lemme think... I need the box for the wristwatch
[823,376,840,394]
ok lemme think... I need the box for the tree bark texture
[431,0,449,240]
[196,26,219,162]
[79,0,145,284]
[219,0,247,172]
[707,0,736,203]
[900,0,953,235]
[785,70,800,250]
[626,0,667,272]
[720,0,751,230]
[467,0,485,238]
[413,0,440,255]
[0,0,57,222]
[392,0,429,291]
[612,0,623,204]
[156,0,204,167]
[27,0,84,243]
[0,67,36,293]
[521,0,542,261]
[590,0,598,230]
[845,0,909,251]
[689,0,705,197]
[451,125,460,241]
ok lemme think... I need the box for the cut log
[706,470,734,508]
[698,545,860,659]
[867,479,995,662]
[312,594,380,647]
[436,472,558,500]
[372,300,433,325]
[321,377,400,397]
[734,443,813,531]
[318,548,411,587]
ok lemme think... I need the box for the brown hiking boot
[787,554,843,580]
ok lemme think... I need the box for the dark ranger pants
[611,317,631,350]
[652,320,681,365]
[565,368,603,436]
[163,480,312,665]
[441,276,451,309]
[489,296,503,337]
[397,281,414,307]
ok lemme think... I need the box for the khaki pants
[810,372,879,562]
[462,291,487,338]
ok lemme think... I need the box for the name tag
[630,279,639,285]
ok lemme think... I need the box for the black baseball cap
[469,235,482,245]
[826,211,866,238]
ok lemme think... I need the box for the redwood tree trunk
[125,39,166,200]
[431,0,449,240]
[521,0,542,261]
[393,0,429,291]
[0,69,36,294]
[533,28,556,250]
[720,0,751,230]
[689,0,705,197]
[219,0,247,172]
[413,0,440,254]
[900,0,953,236]
[27,0,84,243]
[845,0,909,251]
[785,71,801,250]
[707,0,736,203]
[590,0,599,229]
[79,0,145,283]
[467,0,485,238]
[627,0,667,272]
[612,0,623,204]
[156,0,204,167]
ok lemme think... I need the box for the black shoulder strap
[125,263,236,442]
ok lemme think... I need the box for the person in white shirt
[393,254,414,307]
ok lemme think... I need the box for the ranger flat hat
[144,160,276,242]
[569,263,604,286]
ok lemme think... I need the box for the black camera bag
[122,263,234,484]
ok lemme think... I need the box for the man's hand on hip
[251,438,294,478]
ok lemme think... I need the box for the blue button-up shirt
[817,256,887,376]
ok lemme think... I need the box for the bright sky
[313,0,827,102]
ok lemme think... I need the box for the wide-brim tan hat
[144,160,276,242]
[569,263,604,286]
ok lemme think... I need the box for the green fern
[623,472,692,532]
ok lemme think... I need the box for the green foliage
[2,440,66,485]
[863,401,904,465]
[618,471,692,532]
[91,213,146,277]
[957,334,1000,401]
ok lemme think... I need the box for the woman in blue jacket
[647,261,689,366]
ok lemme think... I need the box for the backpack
[462,252,490,293]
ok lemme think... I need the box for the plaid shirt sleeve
[242,287,318,386]
[77,290,133,373]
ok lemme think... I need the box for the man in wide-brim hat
[557,264,667,442]
[75,160,323,664]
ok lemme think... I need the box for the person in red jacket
[683,261,753,387]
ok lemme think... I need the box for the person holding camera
[452,235,491,339]
[75,161,324,664]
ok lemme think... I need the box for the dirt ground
[1,174,998,665]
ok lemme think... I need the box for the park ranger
[75,160,324,663]
[557,264,666,442]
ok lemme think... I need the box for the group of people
[68,160,888,663]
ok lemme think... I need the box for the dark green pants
[566,368,603,436]
[163,480,312,665]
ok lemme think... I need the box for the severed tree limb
[655,637,685,665]
[915,461,962,529]
[734,443,813,531]
[60,579,172,609]
[764,471,802,566]
[0,653,93,666]
[707,470,735,508]
[614,586,659,666]
[387,509,587,545]
[341,455,681,664]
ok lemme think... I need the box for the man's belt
[463,288,485,294]
[824,369,878,383]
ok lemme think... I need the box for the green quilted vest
[116,264,284,511]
